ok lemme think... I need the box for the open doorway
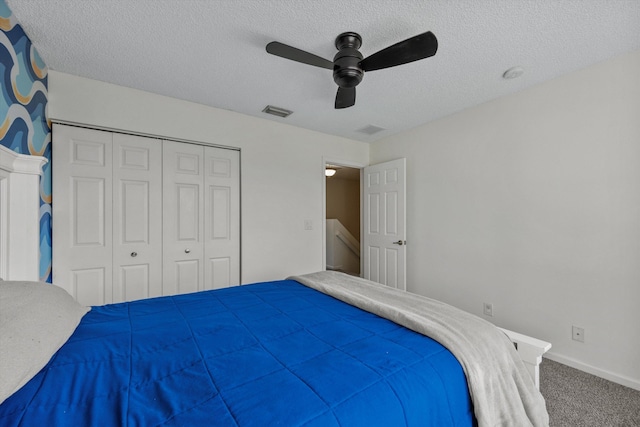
[325,164,361,276]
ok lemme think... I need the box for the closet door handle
[392,240,406,246]
[185,249,191,254]
[131,252,138,257]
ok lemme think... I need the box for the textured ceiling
[7,0,640,142]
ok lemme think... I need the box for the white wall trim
[51,119,240,151]
[545,351,640,391]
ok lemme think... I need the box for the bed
[1,272,550,426]
[0,145,550,426]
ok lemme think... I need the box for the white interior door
[363,158,406,290]
[112,133,163,302]
[162,140,205,295]
[52,124,113,305]
[203,146,240,289]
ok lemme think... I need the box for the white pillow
[0,281,90,404]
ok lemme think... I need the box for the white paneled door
[162,140,204,295]
[363,158,406,290]
[162,140,240,295]
[53,125,115,305]
[203,145,240,290]
[53,124,240,306]
[112,133,163,302]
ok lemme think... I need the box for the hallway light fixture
[325,168,337,177]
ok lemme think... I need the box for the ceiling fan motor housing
[333,32,364,88]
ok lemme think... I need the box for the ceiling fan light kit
[266,30,438,109]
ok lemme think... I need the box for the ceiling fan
[266,31,438,109]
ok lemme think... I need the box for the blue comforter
[1,280,474,426]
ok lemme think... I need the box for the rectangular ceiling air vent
[357,125,385,135]
[262,105,293,118]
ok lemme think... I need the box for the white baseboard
[544,351,640,391]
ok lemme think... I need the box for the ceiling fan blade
[360,31,437,72]
[266,41,334,69]
[335,87,356,109]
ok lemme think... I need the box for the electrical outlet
[483,302,493,317]
[572,326,585,343]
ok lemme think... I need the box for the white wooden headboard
[0,145,47,281]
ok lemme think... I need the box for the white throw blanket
[289,271,549,427]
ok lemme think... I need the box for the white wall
[370,50,640,389]
[48,71,369,284]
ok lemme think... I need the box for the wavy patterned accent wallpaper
[0,0,52,282]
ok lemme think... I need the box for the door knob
[185,249,191,254]
[392,240,406,246]
[130,252,137,257]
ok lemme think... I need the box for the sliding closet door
[162,140,205,295]
[112,133,163,302]
[52,124,113,305]
[203,146,240,289]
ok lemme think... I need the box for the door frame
[321,157,366,276]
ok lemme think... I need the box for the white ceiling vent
[357,125,385,135]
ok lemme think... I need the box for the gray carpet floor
[540,358,640,426]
